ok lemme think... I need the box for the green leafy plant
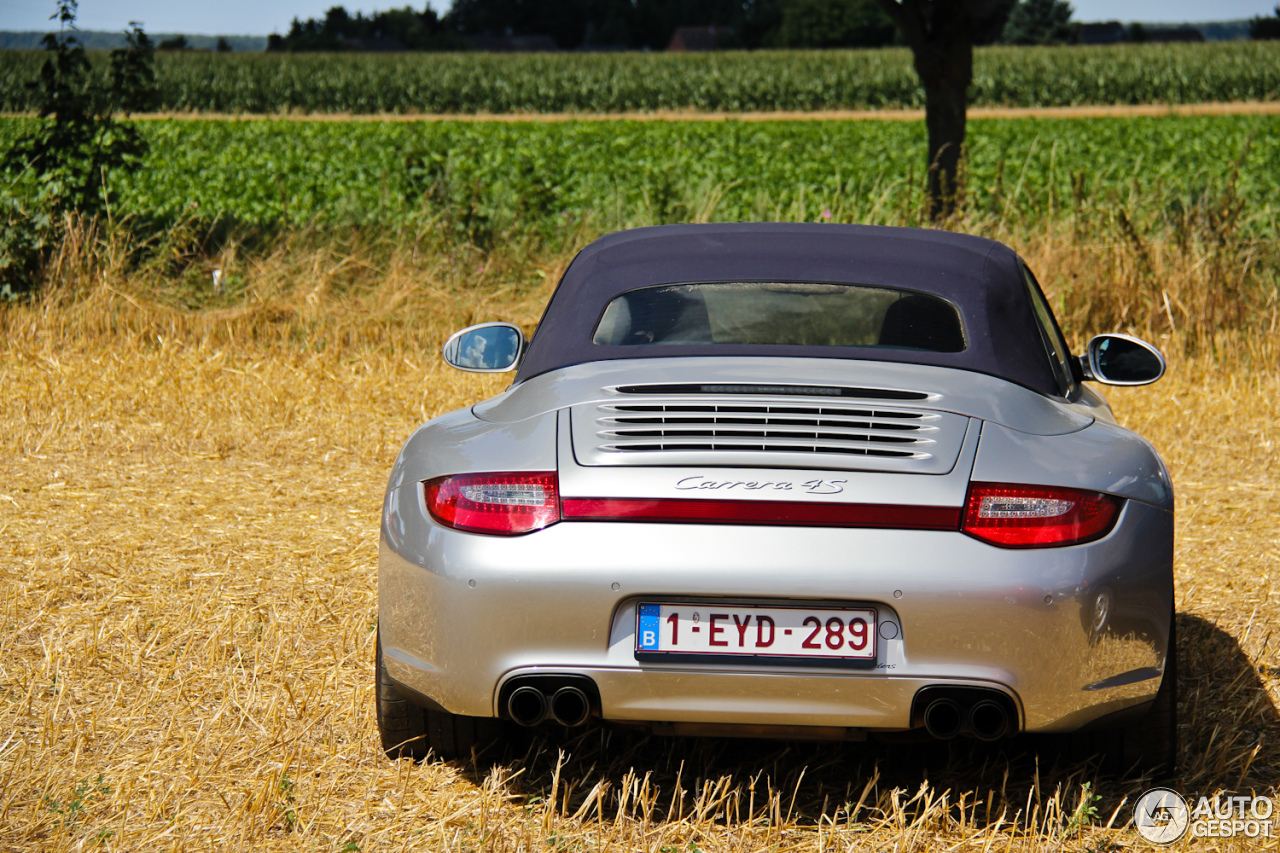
[277,771,298,832]
[6,112,1268,241]
[1062,781,1101,837]
[0,0,155,292]
[43,773,111,828]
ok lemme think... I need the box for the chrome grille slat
[609,403,925,419]
[614,382,930,401]
[594,398,939,459]
[600,417,925,432]
[602,427,921,443]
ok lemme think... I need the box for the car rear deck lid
[572,389,969,474]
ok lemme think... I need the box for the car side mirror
[1076,334,1166,386]
[442,322,525,373]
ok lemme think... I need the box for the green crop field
[3,98,1280,853]
[2,42,1279,114]
[2,113,1277,242]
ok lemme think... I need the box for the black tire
[1117,609,1179,778]
[376,628,505,762]
[1061,608,1178,779]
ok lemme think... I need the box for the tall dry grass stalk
[9,196,1277,356]
[1,227,1277,851]
[3,221,568,355]
[1007,214,1279,354]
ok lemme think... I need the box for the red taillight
[425,472,560,535]
[962,483,1122,548]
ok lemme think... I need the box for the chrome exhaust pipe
[923,698,963,740]
[968,699,1009,741]
[549,685,592,727]
[507,685,548,727]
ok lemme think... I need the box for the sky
[0,0,1276,36]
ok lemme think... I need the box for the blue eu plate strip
[637,603,661,650]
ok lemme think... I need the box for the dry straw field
[1,223,1278,852]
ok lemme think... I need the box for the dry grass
[1,231,1278,852]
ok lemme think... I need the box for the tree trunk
[918,37,972,220]
[876,1,1013,221]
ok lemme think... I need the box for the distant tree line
[267,5,458,51]
[266,0,1100,52]
[155,34,234,52]
[0,31,266,51]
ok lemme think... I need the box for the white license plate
[635,603,876,661]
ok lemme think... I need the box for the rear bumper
[379,494,1173,734]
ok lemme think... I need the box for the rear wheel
[1064,609,1178,779]
[1119,609,1179,777]
[376,629,505,762]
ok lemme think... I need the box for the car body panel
[475,358,1095,437]
[379,494,1172,732]
[972,420,1173,510]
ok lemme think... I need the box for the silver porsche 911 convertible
[377,223,1175,773]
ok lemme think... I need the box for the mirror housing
[1076,334,1166,386]
[442,322,525,373]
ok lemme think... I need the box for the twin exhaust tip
[921,694,1012,741]
[508,679,1011,738]
[506,683,593,728]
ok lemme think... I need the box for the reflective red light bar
[961,482,1122,548]
[562,497,961,530]
[425,474,1121,545]
[425,472,560,535]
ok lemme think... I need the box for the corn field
[1,42,1278,114]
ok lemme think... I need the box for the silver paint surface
[379,355,1174,736]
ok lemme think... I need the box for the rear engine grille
[615,383,929,401]
[596,401,934,458]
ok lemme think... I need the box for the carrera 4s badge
[674,476,849,495]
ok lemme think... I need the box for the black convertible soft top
[516,223,1060,396]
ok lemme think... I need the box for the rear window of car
[591,282,966,353]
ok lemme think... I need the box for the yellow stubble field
[1,250,1278,851]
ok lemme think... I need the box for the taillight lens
[425,472,560,535]
[962,483,1122,548]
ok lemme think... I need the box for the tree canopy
[268,0,904,51]
[1252,5,1280,39]
[774,0,896,48]
[1001,0,1076,45]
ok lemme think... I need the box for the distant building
[667,26,733,52]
